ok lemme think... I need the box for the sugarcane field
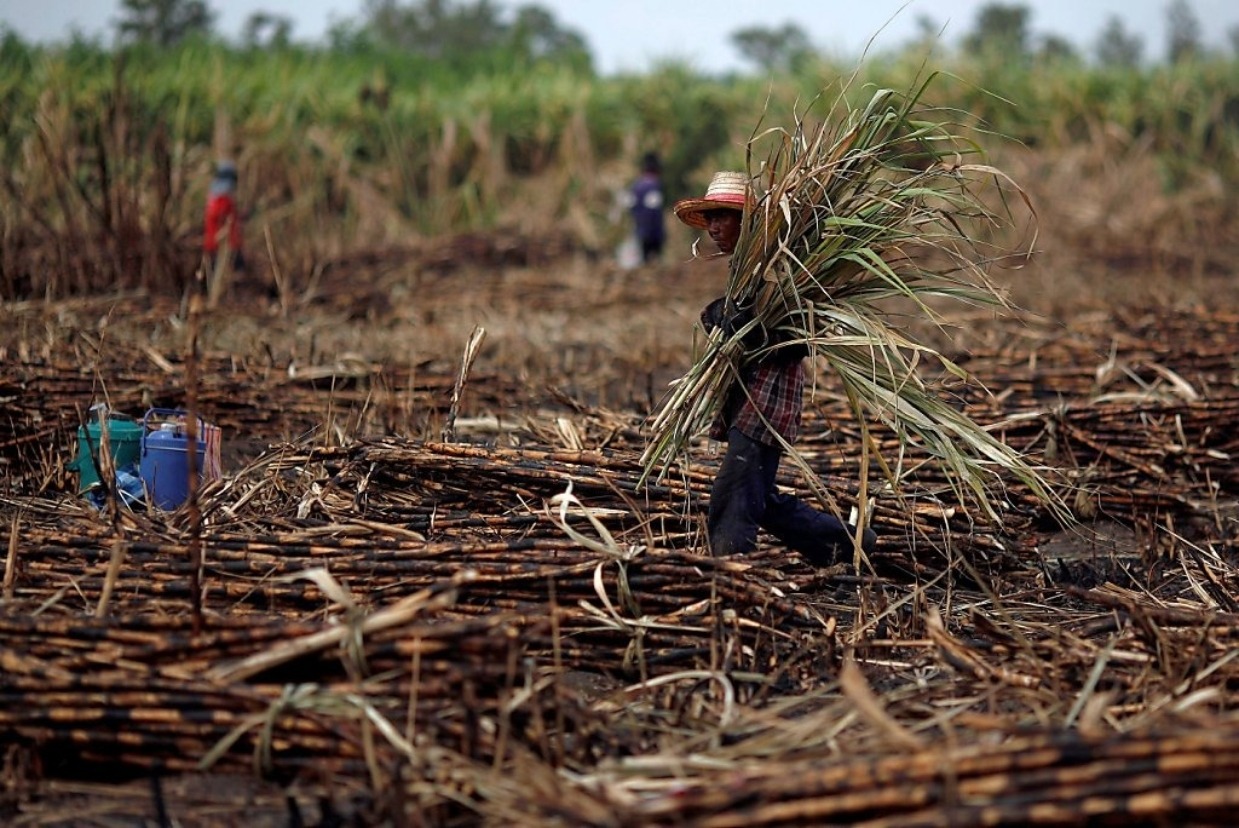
[4,5,1239,826]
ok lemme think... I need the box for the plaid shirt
[710,357,804,446]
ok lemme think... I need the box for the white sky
[2,0,1237,71]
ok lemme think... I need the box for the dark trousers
[640,237,663,263]
[708,427,855,566]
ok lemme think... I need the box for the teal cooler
[140,409,213,511]
[67,416,143,494]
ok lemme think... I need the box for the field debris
[1,298,1238,825]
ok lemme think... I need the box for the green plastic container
[67,416,144,494]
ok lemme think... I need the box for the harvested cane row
[6,301,1239,492]
[187,437,1032,576]
[0,532,837,785]
[5,527,1238,824]
[626,727,1239,827]
[801,391,1239,527]
[1,356,533,475]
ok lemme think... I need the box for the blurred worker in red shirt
[203,160,245,276]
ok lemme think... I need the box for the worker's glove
[701,297,810,363]
[700,297,729,332]
[700,297,755,339]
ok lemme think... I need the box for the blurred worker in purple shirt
[629,152,666,264]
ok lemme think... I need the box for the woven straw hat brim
[672,195,748,229]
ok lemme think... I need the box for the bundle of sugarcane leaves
[643,73,1068,535]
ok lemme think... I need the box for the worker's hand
[701,297,755,335]
[700,297,728,331]
[702,297,771,355]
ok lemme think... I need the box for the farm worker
[629,151,666,264]
[203,160,245,275]
[673,171,877,566]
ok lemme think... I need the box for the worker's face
[704,209,742,254]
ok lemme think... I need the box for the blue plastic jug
[140,409,208,511]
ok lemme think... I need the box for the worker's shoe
[839,525,878,557]
[800,524,877,568]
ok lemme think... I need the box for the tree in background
[962,3,1032,62]
[115,0,215,47]
[730,22,813,74]
[360,0,589,70]
[0,26,32,65]
[242,12,293,49]
[1166,0,1201,63]
[1037,34,1079,65]
[509,5,589,65]
[363,0,502,57]
[907,15,945,54]
[1096,16,1143,68]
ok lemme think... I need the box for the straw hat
[673,171,753,229]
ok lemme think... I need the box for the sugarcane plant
[641,71,1067,526]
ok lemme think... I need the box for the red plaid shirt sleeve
[710,358,804,446]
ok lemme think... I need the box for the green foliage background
[2,15,1238,298]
